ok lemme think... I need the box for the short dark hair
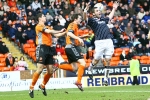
[91,7,97,13]
[71,14,81,21]
[36,13,43,21]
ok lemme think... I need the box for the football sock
[59,64,73,72]
[88,63,95,71]
[104,66,110,81]
[30,72,40,90]
[77,65,85,84]
[41,73,52,88]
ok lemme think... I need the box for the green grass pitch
[0,85,150,100]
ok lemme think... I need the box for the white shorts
[94,39,114,59]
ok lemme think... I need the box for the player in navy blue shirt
[84,2,119,86]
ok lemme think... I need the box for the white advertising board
[0,71,20,81]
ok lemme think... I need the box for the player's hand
[148,32,150,40]
[113,1,119,10]
[84,2,90,12]
[78,38,84,46]
[60,28,66,33]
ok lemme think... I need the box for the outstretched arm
[108,1,119,20]
[45,28,66,34]
[67,32,84,46]
[53,32,66,38]
[83,2,90,21]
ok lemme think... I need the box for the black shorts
[65,44,83,63]
[36,45,55,65]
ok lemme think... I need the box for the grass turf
[0,85,150,100]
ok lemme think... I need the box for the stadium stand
[0,0,150,72]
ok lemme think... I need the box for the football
[94,3,104,11]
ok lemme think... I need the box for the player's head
[72,14,82,25]
[37,13,46,23]
[92,3,103,18]
[92,7,101,18]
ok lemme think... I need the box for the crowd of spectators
[0,0,150,66]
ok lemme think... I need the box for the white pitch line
[0,91,150,97]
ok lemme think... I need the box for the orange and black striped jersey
[35,24,52,46]
[66,22,80,46]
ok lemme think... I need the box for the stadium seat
[0,58,6,63]
[111,57,120,61]
[2,67,10,71]
[23,44,31,53]
[30,43,36,48]
[140,56,149,60]
[27,48,36,57]
[10,67,15,71]
[123,48,129,53]
[0,63,6,67]
[122,60,129,65]
[0,54,5,58]
[114,48,122,53]
[27,39,34,44]
[110,61,119,66]
[134,56,141,60]
[113,52,121,57]
[146,60,150,64]
[140,60,147,64]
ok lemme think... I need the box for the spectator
[58,15,66,26]
[139,34,149,48]
[62,5,71,16]
[125,23,133,36]
[127,48,135,60]
[0,7,4,18]
[118,34,128,47]
[25,26,36,41]
[45,12,53,21]
[31,0,41,11]
[18,56,28,70]
[53,21,64,30]
[48,5,55,18]
[142,11,150,23]
[137,8,145,20]
[13,57,19,68]
[27,11,35,24]
[8,24,16,40]
[5,53,15,68]
[135,43,144,56]
[1,17,8,38]
[3,1,10,12]
[29,19,37,30]
[0,37,9,54]
[42,5,48,15]
[119,50,128,65]
[21,20,28,32]
[143,2,149,12]
[144,44,150,56]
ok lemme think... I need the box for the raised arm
[108,1,119,20]
[83,3,90,21]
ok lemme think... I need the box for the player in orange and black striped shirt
[59,14,87,91]
[29,13,66,98]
